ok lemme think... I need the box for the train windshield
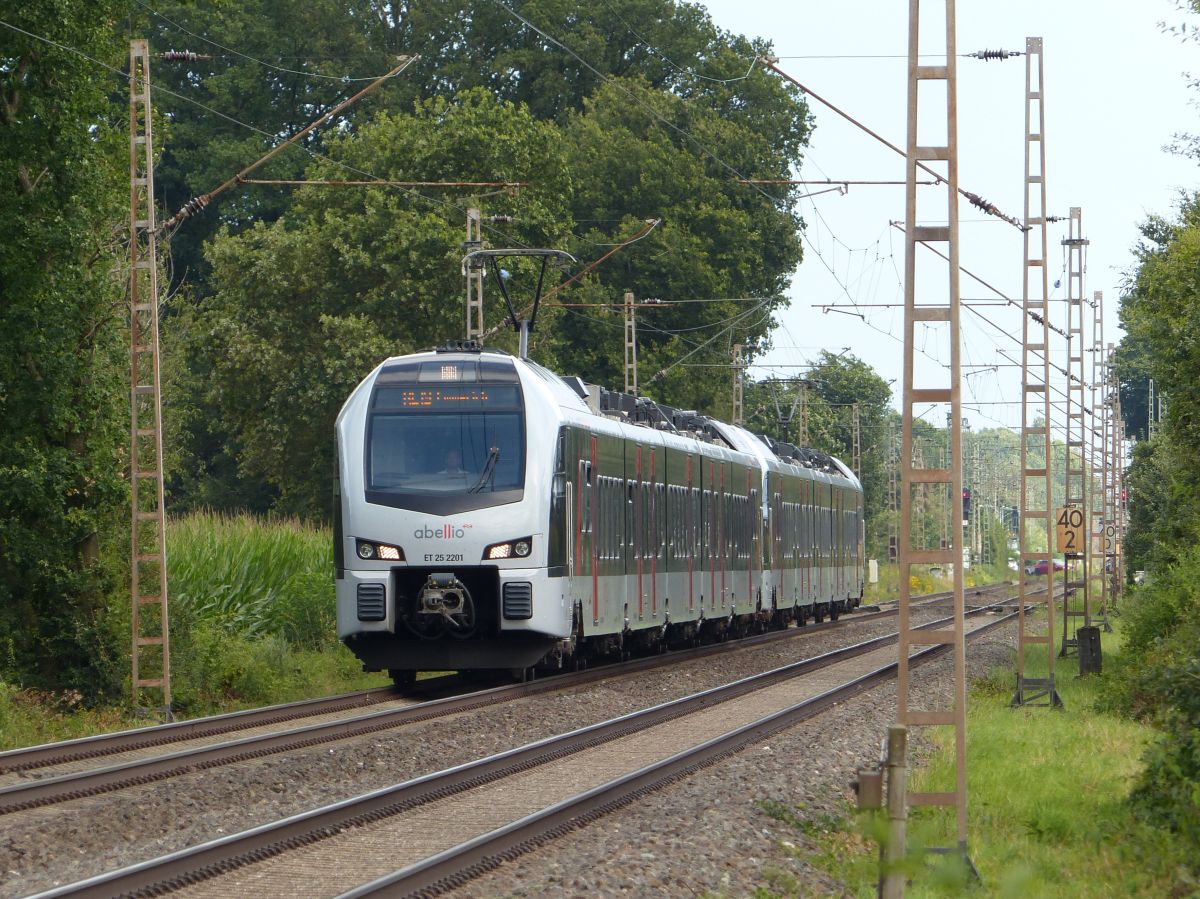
[365,376,526,507]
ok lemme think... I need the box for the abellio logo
[414,523,470,540]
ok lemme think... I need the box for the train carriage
[335,344,864,682]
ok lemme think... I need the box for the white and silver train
[335,344,864,683]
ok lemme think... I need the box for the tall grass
[169,511,335,649]
[153,511,388,716]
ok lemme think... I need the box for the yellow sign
[1055,506,1085,555]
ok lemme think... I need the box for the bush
[170,623,287,711]
[1128,656,1200,847]
[1101,545,1200,869]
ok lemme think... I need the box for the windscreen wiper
[468,447,499,494]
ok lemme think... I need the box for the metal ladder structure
[624,291,639,396]
[1107,343,1124,605]
[128,39,171,715]
[896,0,971,861]
[851,401,862,480]
[1012,36,1061,708]
[1059,207,1089,657]
[464,208,484,341]
[731,343,744,425]
[1090,293,1112,631]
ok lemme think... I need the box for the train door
[573,431,598,630]
[661,447,693,623]
[626,441,644,624]
[648,443,665,621]
[801,476,812,606]
[594,434,626,633]
[770,477,784,608]
[825,480,835,603]
[687,455,699,614]
[835,486,845,600]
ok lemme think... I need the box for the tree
[141,0,806,293]
[181,92,574,516]
[1119,195,1200,460]
[745,352,892,556]
[141,0,811,514]
[547,73,806,414]
[0,4,129,693]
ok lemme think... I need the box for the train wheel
[829,601,841,622]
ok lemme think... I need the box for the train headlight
[357,540,404,562]
[484,537,532,561]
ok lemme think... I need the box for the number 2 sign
[1055,506,1084,555]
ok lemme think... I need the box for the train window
[366,408,524,496]
[580,461,592,534]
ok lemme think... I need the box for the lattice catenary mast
[1060,207,1090,657]
[128,40,171,714]
[895,0,971,869]
[1090,292,1112,631]
[1012,36,1061,708]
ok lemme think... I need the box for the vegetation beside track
[1,512,386,751]
[750,625,1190,896]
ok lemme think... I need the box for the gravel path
[1,608,982,897]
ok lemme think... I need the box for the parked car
[1031,559,1066,575]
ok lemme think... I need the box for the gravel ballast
[449,628,1021,899]
[1,609,1010,897]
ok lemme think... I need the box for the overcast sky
[699,0,1199,431]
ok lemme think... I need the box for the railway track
[34,599,1016,898]
[0,586,1007,816]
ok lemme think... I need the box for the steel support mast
[1110,344,1125,604]
[896,0,971,863]
[731,344,744,425]
[624,291,639,396]
[465,208,484,341]
[128,40,171,715]
[1012,36,1061,708]
[1090,292,1112,630]
[1059,207,1089,656]
[852,401,862,480]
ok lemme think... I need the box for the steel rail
[347,608,1021,898]
[0,586,1009,814]
[32,600,1016,899]
[0,683,441,775]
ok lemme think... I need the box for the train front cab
[334,352,579,677]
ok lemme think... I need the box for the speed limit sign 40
[1055,506,1085,554]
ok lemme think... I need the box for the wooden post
[882,725,909,899]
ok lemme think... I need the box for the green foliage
[169,511,336,649]
[179,62,808,516]
[177,91,572,515]
[1111,190,1200,852]
[1100,549,1200,852]
[1128,654,1200,845]
[161,511,390,715]
[0,3,130,696]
